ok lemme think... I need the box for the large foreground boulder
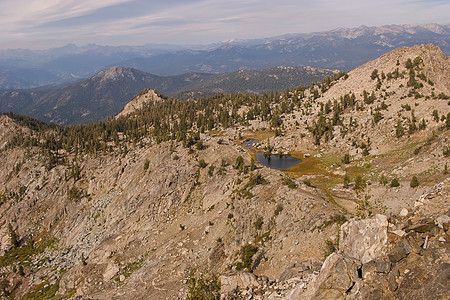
[287,252,361,299]
[339,214,388,264]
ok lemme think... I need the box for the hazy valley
[1,23,449,90]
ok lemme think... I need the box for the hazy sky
[0,0,449,50]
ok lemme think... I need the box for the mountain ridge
[0,23,449,89]
[0,65,336,125]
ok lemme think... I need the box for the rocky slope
[0,44,448,299]
[0,119,341,299]
[221,179,449,299]
[115,89,165,119]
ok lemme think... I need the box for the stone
[388,269,399,292]
[103,263,119,281]
[375,259,391,273]
[404,233,423,254]
[405,220,436,233]
[435,215,450,231]
[288,253,360,299]
[279,268,302,282]
[252,249,265,271]
[399,208,409,217]
[391,229,406,237]
[0,227,12,255]
[387,240,411,263]
[362,260,377,279]
[209,243,224,267]
[339,214,388,264]
[220,271,259,294]
[394,248,450,299]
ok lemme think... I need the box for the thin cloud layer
[1,0,449,49]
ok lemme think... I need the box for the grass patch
[274,204,283,216]
[244,173,268,188]
[208,130,225,137]
[186,272,220,300]
[22,278,60,300]
[321,187,339,207]
[285,154,324,176]
[323,214,348,228]
[286,151,341,177]
[281,175,297,188]
[123,257,144,278]
[236,243,258,271]
[379,137,428,159]
[0,234,58,267]
[242,130,275,141]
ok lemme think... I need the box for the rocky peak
[115,89,164,118]
[92,66,138,83]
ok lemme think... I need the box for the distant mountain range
[0,66,336,125]
[0,23,449,89]
[174,66,337,100]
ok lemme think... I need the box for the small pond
[242,139,302,170]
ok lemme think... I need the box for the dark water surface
[242,139,302,169]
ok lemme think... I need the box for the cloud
[0,0,130,26]
[0,0,449,49]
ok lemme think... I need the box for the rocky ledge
[220,179,449,299]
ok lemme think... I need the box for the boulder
[339,214,388,264]
[103,262,119,280]
[0,226,12,255]
[435,215,450,231]
[399,208,409,217]
[387,240,411,263]
[375,259,391,273]
[288,253,361,299]
[404,219,436,233]
[220,271,259,295]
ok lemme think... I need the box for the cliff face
[0,44,449,299]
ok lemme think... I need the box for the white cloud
[0,0,449,49]
[0,0,131,30]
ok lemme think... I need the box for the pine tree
[250,158,256,171]
[342,154,351,164]
[395,120,404,138]
[343,174,350,188]
[235,156,245,172]
[410,176,419,188]
[390,178,400,187]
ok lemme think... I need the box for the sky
[0,0,449,50]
